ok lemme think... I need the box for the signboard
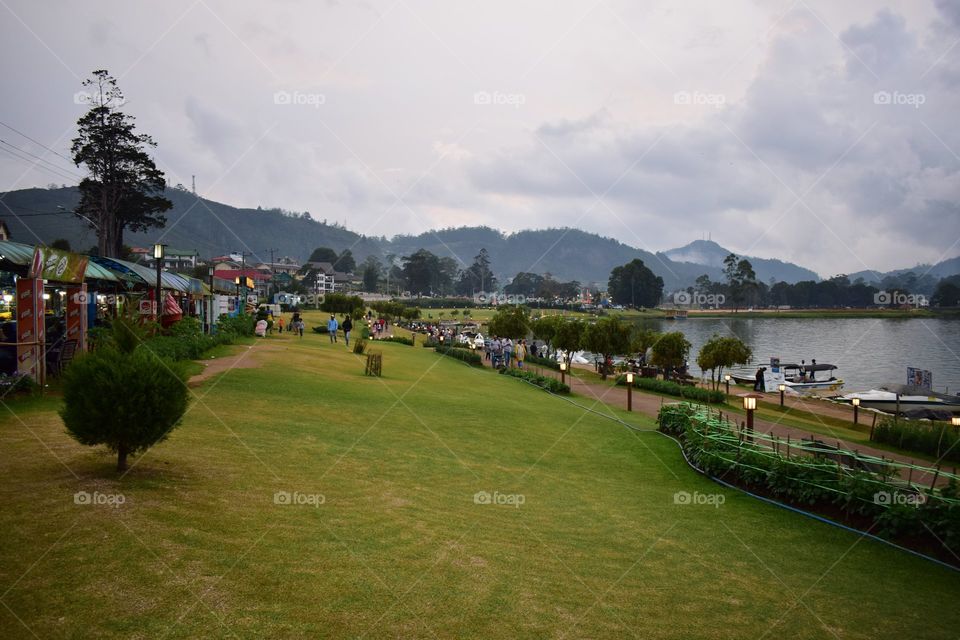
[907,367,932,391]
[29,247,88,283]
[15,278,44,383]
[65,284,88,352]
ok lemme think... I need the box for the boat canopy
[878,384,960,401]
[781,363,838,372]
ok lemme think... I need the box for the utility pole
[192,175,196,195]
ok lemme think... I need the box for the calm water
[629,318,960,394]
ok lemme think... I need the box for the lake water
[628,317,960,394]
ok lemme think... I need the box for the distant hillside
[663,239,821,284]
[848,256,960,283]
[2,186,955,289]
[0,186,382,265]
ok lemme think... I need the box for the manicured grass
[1,332,958,638]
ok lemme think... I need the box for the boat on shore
[761,362,844,395]
[839,385,960,416]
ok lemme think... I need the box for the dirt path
[188,340,284,386]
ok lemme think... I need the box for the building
[214,268,273,298]
[134,247,200,271]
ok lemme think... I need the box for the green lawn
[1,332,958,638]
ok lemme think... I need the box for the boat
[839,385,960,416]
[762,362,844,395]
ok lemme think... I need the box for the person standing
[277,316,284,334]
[342,314,353,347]
[327,315,339,343]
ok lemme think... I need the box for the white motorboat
[839,385,960,415]
[762,362,844,395]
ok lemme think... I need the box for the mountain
[848,256,960,284]
[663,239,821,284]
[0,186,382,266]
[1,186,956,289]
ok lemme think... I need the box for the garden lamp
[625,372,634,412]
[852,397,861,425]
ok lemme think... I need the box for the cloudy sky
[1,0,959,273]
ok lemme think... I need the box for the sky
[1,0,959,274]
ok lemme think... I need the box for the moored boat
[839,385,960,416]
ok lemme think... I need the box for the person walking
[515,339,527,369]
[327,315,339,343]
[504,338,514,368]
[342,314,353,347]
[277,316,284,334]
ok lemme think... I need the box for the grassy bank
[1,331,958,637]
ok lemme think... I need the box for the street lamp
[560,361,567,386]
[153,243,165,320]
[778,383,786,408]
[724,373,731,396]
[626,372,634,412]
[208,266,215,334]
[742,394,758,442]
[951,415,959,431]
[852,397,861,425]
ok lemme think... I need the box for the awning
[90,256,195,293]
[0,240,127,283]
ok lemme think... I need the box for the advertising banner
[29,247,88,283]
[65,284,88,352]
[15,278,45,383]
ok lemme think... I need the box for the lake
[628,317,960,394]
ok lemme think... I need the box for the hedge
[139,315,254,362]
[499,367,570,394]
[375,336,414,346]
[658,403,960,551]
[434,346,483,366]
[526,354,561,371]
[615,374,725,403]
[873,417,960,463]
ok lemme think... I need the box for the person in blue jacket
[327,315,339,343]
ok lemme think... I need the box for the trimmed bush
[312,326,330,334]
[376,336,414,346]
[615,374,725,403]
[434,346,483,366]
[499,367,570,394]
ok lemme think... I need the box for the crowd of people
[483,337,535,369]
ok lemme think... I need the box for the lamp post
[234,277,241,314]
[560,361,567,386]
[951,415,959,432]
[626,372,634,412]
[208,266,215,334]
[778,383,786,408]
[852,397,861,425]
[724,373,731,397]
[742,395,757,442]
[153,243,165,321]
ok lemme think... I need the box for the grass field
[1,330,959,638]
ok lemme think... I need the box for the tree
[60,317,188,471]
[505,272,544,297]
[583,316,632,379]
[308,247,338,264]
[931,276,960,308]
[530,315,562,357]
[608,259,664,308]
[552,318,586,370]
[630,327,661,363]
[51,239,72,251]
[71,70,172,258]
[696,334,752,390]
[487,305,529,339]
[334,249,356,273]
[360,255,382,292]
[456,248,497,295]
[402,249,442,295]
[320,293,364,315]
[723,254,757,312]
[650,331,691,379]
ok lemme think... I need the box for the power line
[0,121,73,163]
[0,145,80,184]
[0,138,83,179]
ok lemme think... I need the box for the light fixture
[42,293,50,300]
[2,294,11,303]
[952,415,959,428]
[742,396,757,411]
[742,394,758,442]
[851,398,861,407]
[852,396,861,425]
[778,383,786,407]
[559,361,567,385]
[625,372,634,412]
[153,243,165,260]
